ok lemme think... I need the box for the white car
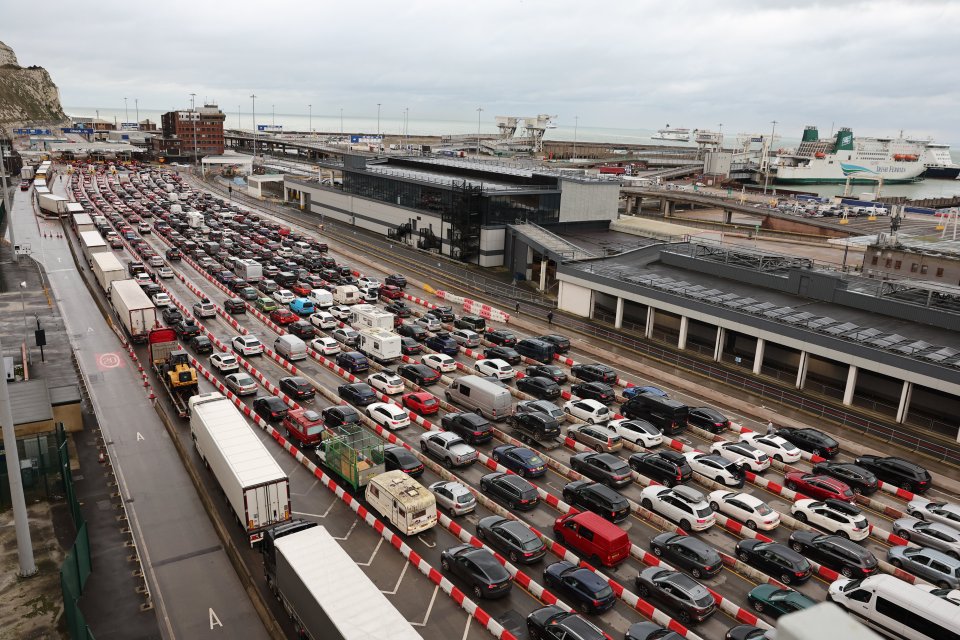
[422,353,457,373]
[683,451,747,487]
[232,335,263,356]
[474,358,515,380]
[708,490,781,531]
[450,329,481,348]
[224,372,258,396]
[134,273,153,287]
[148,255,164,267]
[428,481,476,516]
[151,292,171,307]
[606,418,663,448]
[309,311,337,330]
[357,276,381,289]
[366,402,410,430]
[415,315,442,331]
[310,336,340,356]
[157,266,174,279]
[790,498,870,541]
[640,485,716,532]
[329,305,353,321]
[272,289,295,304]
[739,432,802,463]
[367,371,405,395]
[209,352,240,373]
[563,399,611,424]
[710,440,771,473]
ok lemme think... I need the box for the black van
[622,393,689,435]
[276,271,297,287]
[515,338,556,364]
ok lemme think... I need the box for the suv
[454,315,486,332]
[629,451,692,487]
[223,298,246,314]
[854,455,932,493]
[570,363,617,384]
[640,485,716,531]
[562,480,630,522]
[441,412,493,444]
[635,567,716,624]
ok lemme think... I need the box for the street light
[190,93,198,169]
[308,104,312,134]
[573,116,579,161]
[377,103,381,150]
[135,98,139,126]
[476,107,483,158]
[250,93,257,165]
[124,97,128,124]
[18,282,28,360]
[340,108,343,136]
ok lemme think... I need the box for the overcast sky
[5,0,959,141]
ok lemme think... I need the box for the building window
[920,264,928,274]
[936,267,944,277]
[911,263,918,272]
[894,260,902,270]
[871,256,879,265]
[885,258,892,268]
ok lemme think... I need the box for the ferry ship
[772,126,926,184]
[910,139,960,179]
[652,125,691,142]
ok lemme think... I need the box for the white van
[309,288,333,309]
[274,334,308,361]
[444,375,513,421]
[333,285,361,305]
[365,470,437,535]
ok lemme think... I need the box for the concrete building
[157,104,226,160]
[556,240,960,440]
[862,237,960,285]
[284,155,620,267]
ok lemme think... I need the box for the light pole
[18,282,28,361]
[377,103,381,148]
[272,104,275,127]
[404,107,409,151]
[0,141,14,264]
[573,116,579,161]
[763,119,778,194]
[476,107,483,158]
[340,108,343,136]
[124,97,128,124]
[135,98,139,126]
[190,93,198,169]
[308,104,312,134]
[250,93,257,165]
[718,123,723,149]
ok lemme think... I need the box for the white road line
[321,499,339,518]
[291,510,329,519]
[410,585,440,626]
[381,560,409,595]
[333,520,358,540]
[357,538,383,567]
[460,614,473,640]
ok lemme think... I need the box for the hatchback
[252,396,289,423]
[478,516,547,565]
[735,540,812,584]
[635,567,716,624]
[649,532,723,579]
[428,481,476,516]
[232,335,263,356]
[564,400,612,425]
[278,376,315,401]
[440,545,512,599]
[223,372,258,396]
[480,472,539,510]
[789,532,878,578]
[543,561,616,613]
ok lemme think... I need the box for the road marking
[410,585,440,626]
[381,561,409,595]
[460,614,473,640]
[209,608,223,629]
[291,478,319,496]
[136,432,145,442]
[418,534,436,548]
[97,352,122,369]
[357,538,383,566]
[333,520,357,540]
[292,510,331,519]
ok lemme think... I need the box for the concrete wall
[558,281,594,318]
[479,227,505,267]
[558,179,620,223]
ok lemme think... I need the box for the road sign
[97,352,123,369]
[62,127,94,134]
[257,124,282,132]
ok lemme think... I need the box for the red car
[379,285,403,300]
[785,472,854,502]
[402,392,440,416]
[270,308,298,325]
[291,283,312,297]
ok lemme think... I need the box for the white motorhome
[365,470,437,535]
[357,328,401,363]
[351,304,394,330]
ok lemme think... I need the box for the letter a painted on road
[209,608,222,629]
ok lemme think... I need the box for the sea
[65,106,960,200]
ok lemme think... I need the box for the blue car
[425,333,459,356]
[491,445,546,478]
[289,297,315,316]
[543,561,616,614]
[622,385,669,399]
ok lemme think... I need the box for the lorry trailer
[110,279,157,344]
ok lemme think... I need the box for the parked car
[474,358,515,380]
[629,451,692,487]
[421,352,457,373]
[330,327,359,347]
[854,455,932,493]
[649,532,723,579]
[278,376,315,401]
[563,400,612,426]
[397,363,441,386]
[562,480,630,523]
[309,311,337,329]
[635,567,716,624]
[907,498,960,528]
[687,407,731,433]
[224,372,258,396]
[571,381,616,404]
[441,412,493,444]
[310,336,341,356]
[515,399,565,421]
[382,444,424,477]
[776,427,839,458]
[527,606,607,640]
[811,462,879,495]
[336,382,377,406]
[367,371,405,395]
[543,561,616,613]
[440,545,513,599]
[789,532,878,578]
[710,441,770,473]
[739,433,802,463]
[428,481,476,516]
[735,540,812,584]
[887,546,960,589]
[335,351,369,374]
[491,444,546,478]
[790,499,870,541]
[209,352,240,374]
[477,515,546,565]
[709,490,781,530]
[640,485,715,532]
[270,308,298,325]
[232,335,263,356]
[480,472,539,510]
[892,518,960,558]
[400,337,422,356]
[366,402,410,430]
[570,452,632,488]
[567,422,621,453]
[525,364,568,384]
[189,335,213,355]
[570,363,617,384]
[746,585,816,619]
[486,329,518,347]
[419,431,477,467]
[537,334,571,354]
[402,391,439,415]
[252,396,289,423]
[785,472,854,502]
[425,333,459,356]
[516,376,561,400]
[450,329,481,348]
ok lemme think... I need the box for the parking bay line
[409,584,440,627]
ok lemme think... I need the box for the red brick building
[156,104,225,159]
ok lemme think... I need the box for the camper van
[357,328,401,363]
[365,470,437,535]
[444,375,513,421]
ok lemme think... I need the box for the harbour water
[66,106,960,200]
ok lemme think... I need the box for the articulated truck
[91,252,126,297]
[111,279,157,344]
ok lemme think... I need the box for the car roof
[672,485,706,503]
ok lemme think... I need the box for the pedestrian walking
[547,310,554,325]
[766,421,775,435]
[515,301,520,314]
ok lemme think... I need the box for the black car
[480,472,539,510]
[854,455,932,493]
[387,302,413,319]
[440,544,512,599]
[537,334,571,354]
[189,334,213,354]
[224,298,246,314]
[382,444,424,477]
[516,376,561,400]
[477,515,546,564]
[441,412,493,444]
[570,363,617,384]
[650,532,723,579]
[279,376,315,401]
[570,382,615,405]
[336,382,377,406]
[562,480,630,522]
[430,305,456,322]
[777,427,839,458]
[336,351,369,374]
[321,405,360,429]
[629,451,692,487]
[287,320,315,340]
[399,337,422,356]
[252,396,289,423]
[543,561,616,613]
[626,622,685,640]
[483,346,521,365]
[385,273,407,289]
[735,540,812,584]
[527,606,607,640]
[425,333,459,356]
[525,364,568,384]
[687,407,731,434]
[174,319,202,340]
[397,363,441,386]
[506,412,563,441]
[161,307,184,326]
[811,462,879,495]
[788,532,878,578]
[454,315,486,332]
[724,626,770,640]
[635,567,716,624]
[570,452,632,488]
[486,329,518,347]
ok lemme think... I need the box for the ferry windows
[911,263,919,273]
[871,256,879,266]
[921,265,929,275]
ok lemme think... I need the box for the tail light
[796,571,806,577]
[592,599,603,607]
[697,518,707,524]
[703,565,713,572]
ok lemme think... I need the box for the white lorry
[189,392,291,545]
[357,327,401,363]
[91,252,126,296]
[38,193,69,216]
[79,230,109,265]
[111,279,157,344]
[351,304,395,330]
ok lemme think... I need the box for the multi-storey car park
[61,162,960,640]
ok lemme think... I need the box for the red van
[553,511,631,567]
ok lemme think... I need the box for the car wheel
[899,530,911,541]
[900,482,914,492]
[441,558,450,571]
[480,481,488,491]
[939,581,952,589]
[791,541,804,553]
[690,568,702,578]
[852,486,862,495]
[679,520,692,531]
[737,550,749,562]
[652,546,663,557]
[774,454,783,462]
[443,458,452,468]
[642,498,653,510]
[594,445,603,453]
[786,481,797,490]
[710,502,720,511]
[794,511,807,523]
[890,558,902,569]
[637,584,649,597]
[781,573,793,584]
[746,520,757,530]
[837,530,849,539]
[813,449,822,457]
[842,567,855,578]
[509,551,518,563]
[752,601,765,613]
[492,453,501,462]
[476,528,485,540]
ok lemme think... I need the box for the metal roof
[9,379,53,425]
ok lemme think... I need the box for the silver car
[908,498,960,529]
[428,481,476,516]
[888,546,960,589]
[515,400,565,421]
[893,517,960,558]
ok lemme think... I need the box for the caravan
[365,470,437,535]
[357,328,402,363]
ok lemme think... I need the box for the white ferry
[652,125,691,142]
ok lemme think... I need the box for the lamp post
[476,107,483,158]
[124,97,128,124]
[272,104,275,127]
[377,103,381,140]
[250,93,257,165]
[573,116,579,161]
[308,104,312,134]
[763,119,778,194]
[340,108,343,136]
[135,98,139,126]
[404,106,409,151]
[0,140,14,264]
[718,123,723,149]
[190,93,198,170]
[18,282,28,362]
